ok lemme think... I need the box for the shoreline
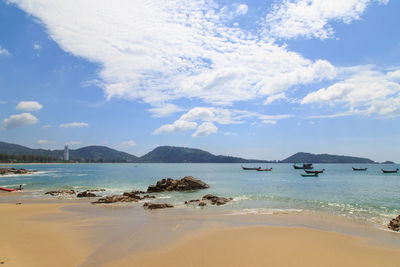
[1,200,399,266]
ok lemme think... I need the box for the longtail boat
[305,169,325,174]
[242,166,261,170]
[256,168,272,171]
[293,163,314,170]
[352,167,367,171]
[381,168,399,174]
[301,173,318,177]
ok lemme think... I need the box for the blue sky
[0,0,399,162]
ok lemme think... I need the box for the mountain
[70,146,138,162]
[138,146,268,163]
[0,141,137,162]
[281,152,375,164]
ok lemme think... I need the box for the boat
[0,187,21,192]
[242,166,261,170]
[305,169,325,174]
[256,168,272,171]
[381,168,399,174]
[301,173,318,177]
[352,167,367,171]
[293,163,313,170]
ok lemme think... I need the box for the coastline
[1,200,399,266]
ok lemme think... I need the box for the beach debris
[143,202,174,210]
[388,215,400,232]
[0,167,36,175]
[77,191,98,198]
[16,202,22,205]
[202,194,233,206]
[147,176,209,193]
[45,190,76,196]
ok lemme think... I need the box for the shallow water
[1,163,399,228]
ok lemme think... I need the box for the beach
[1,199,399,267]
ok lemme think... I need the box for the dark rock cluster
[45,190,76,196]
[92,190,155,204]
[0,168,36,175]
[185,194,232,207]
[147,176,209,192]
[143,202,174,209]
[388,215,400,232]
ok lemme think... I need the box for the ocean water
[1,163,399,228]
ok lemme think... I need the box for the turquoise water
[1,163,399,227]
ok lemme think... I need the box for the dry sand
[0,202,399,267]
[0,203,92,267]
[111,226,400,267]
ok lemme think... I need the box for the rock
[0,168,36,175]
[185,199,200,204]
[93,195,139,204]
[202,194,233,206]
[198,201,207,207]
[45,190,75,196]
[143,202,174,210]
[147,176,209,193]
[388,215,400,231]
[77,191,97,198]
[85,189,106,192]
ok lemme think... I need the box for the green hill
[281,152,375,164]
[138,146,268,163]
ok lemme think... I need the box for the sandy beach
[1,201,399,267]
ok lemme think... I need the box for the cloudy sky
[0,0,399,161]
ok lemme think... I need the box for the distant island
[0,141,393,164]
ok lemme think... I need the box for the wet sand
[0,201,399,267]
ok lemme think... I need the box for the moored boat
[381,168,399,174]
[242,166,261,170]
[352,167,367,171]
[305,169,325,174]
[293,163,314,170]
[301,173,318,177]
[256,168,272,171]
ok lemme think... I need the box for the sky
[0,0,399,162]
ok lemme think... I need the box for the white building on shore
[63,145,69,161]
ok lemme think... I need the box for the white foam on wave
[232,195,251,202]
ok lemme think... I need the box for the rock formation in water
[147,176,209,192]
[388,215,400,231]
[143,202,174,209]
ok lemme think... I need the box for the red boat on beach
[0,187,22,192]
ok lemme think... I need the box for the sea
[1,163,399,229]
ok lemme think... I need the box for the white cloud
[37,139,56,145]
[154,107,292,136]
[265,0,388,40]
[0,45,10,56]
[153,120,198,134]
[264,93,287,105]
[16,101,43,111]
[192,122,218,137]
[9,0,336,108]
[302,66,400,117]
[120,140,137,147]
[60,122,88,128]
[2,113,38,129]
[33,43,41,50]
[148,103,183,117]
[42,124,51,129]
